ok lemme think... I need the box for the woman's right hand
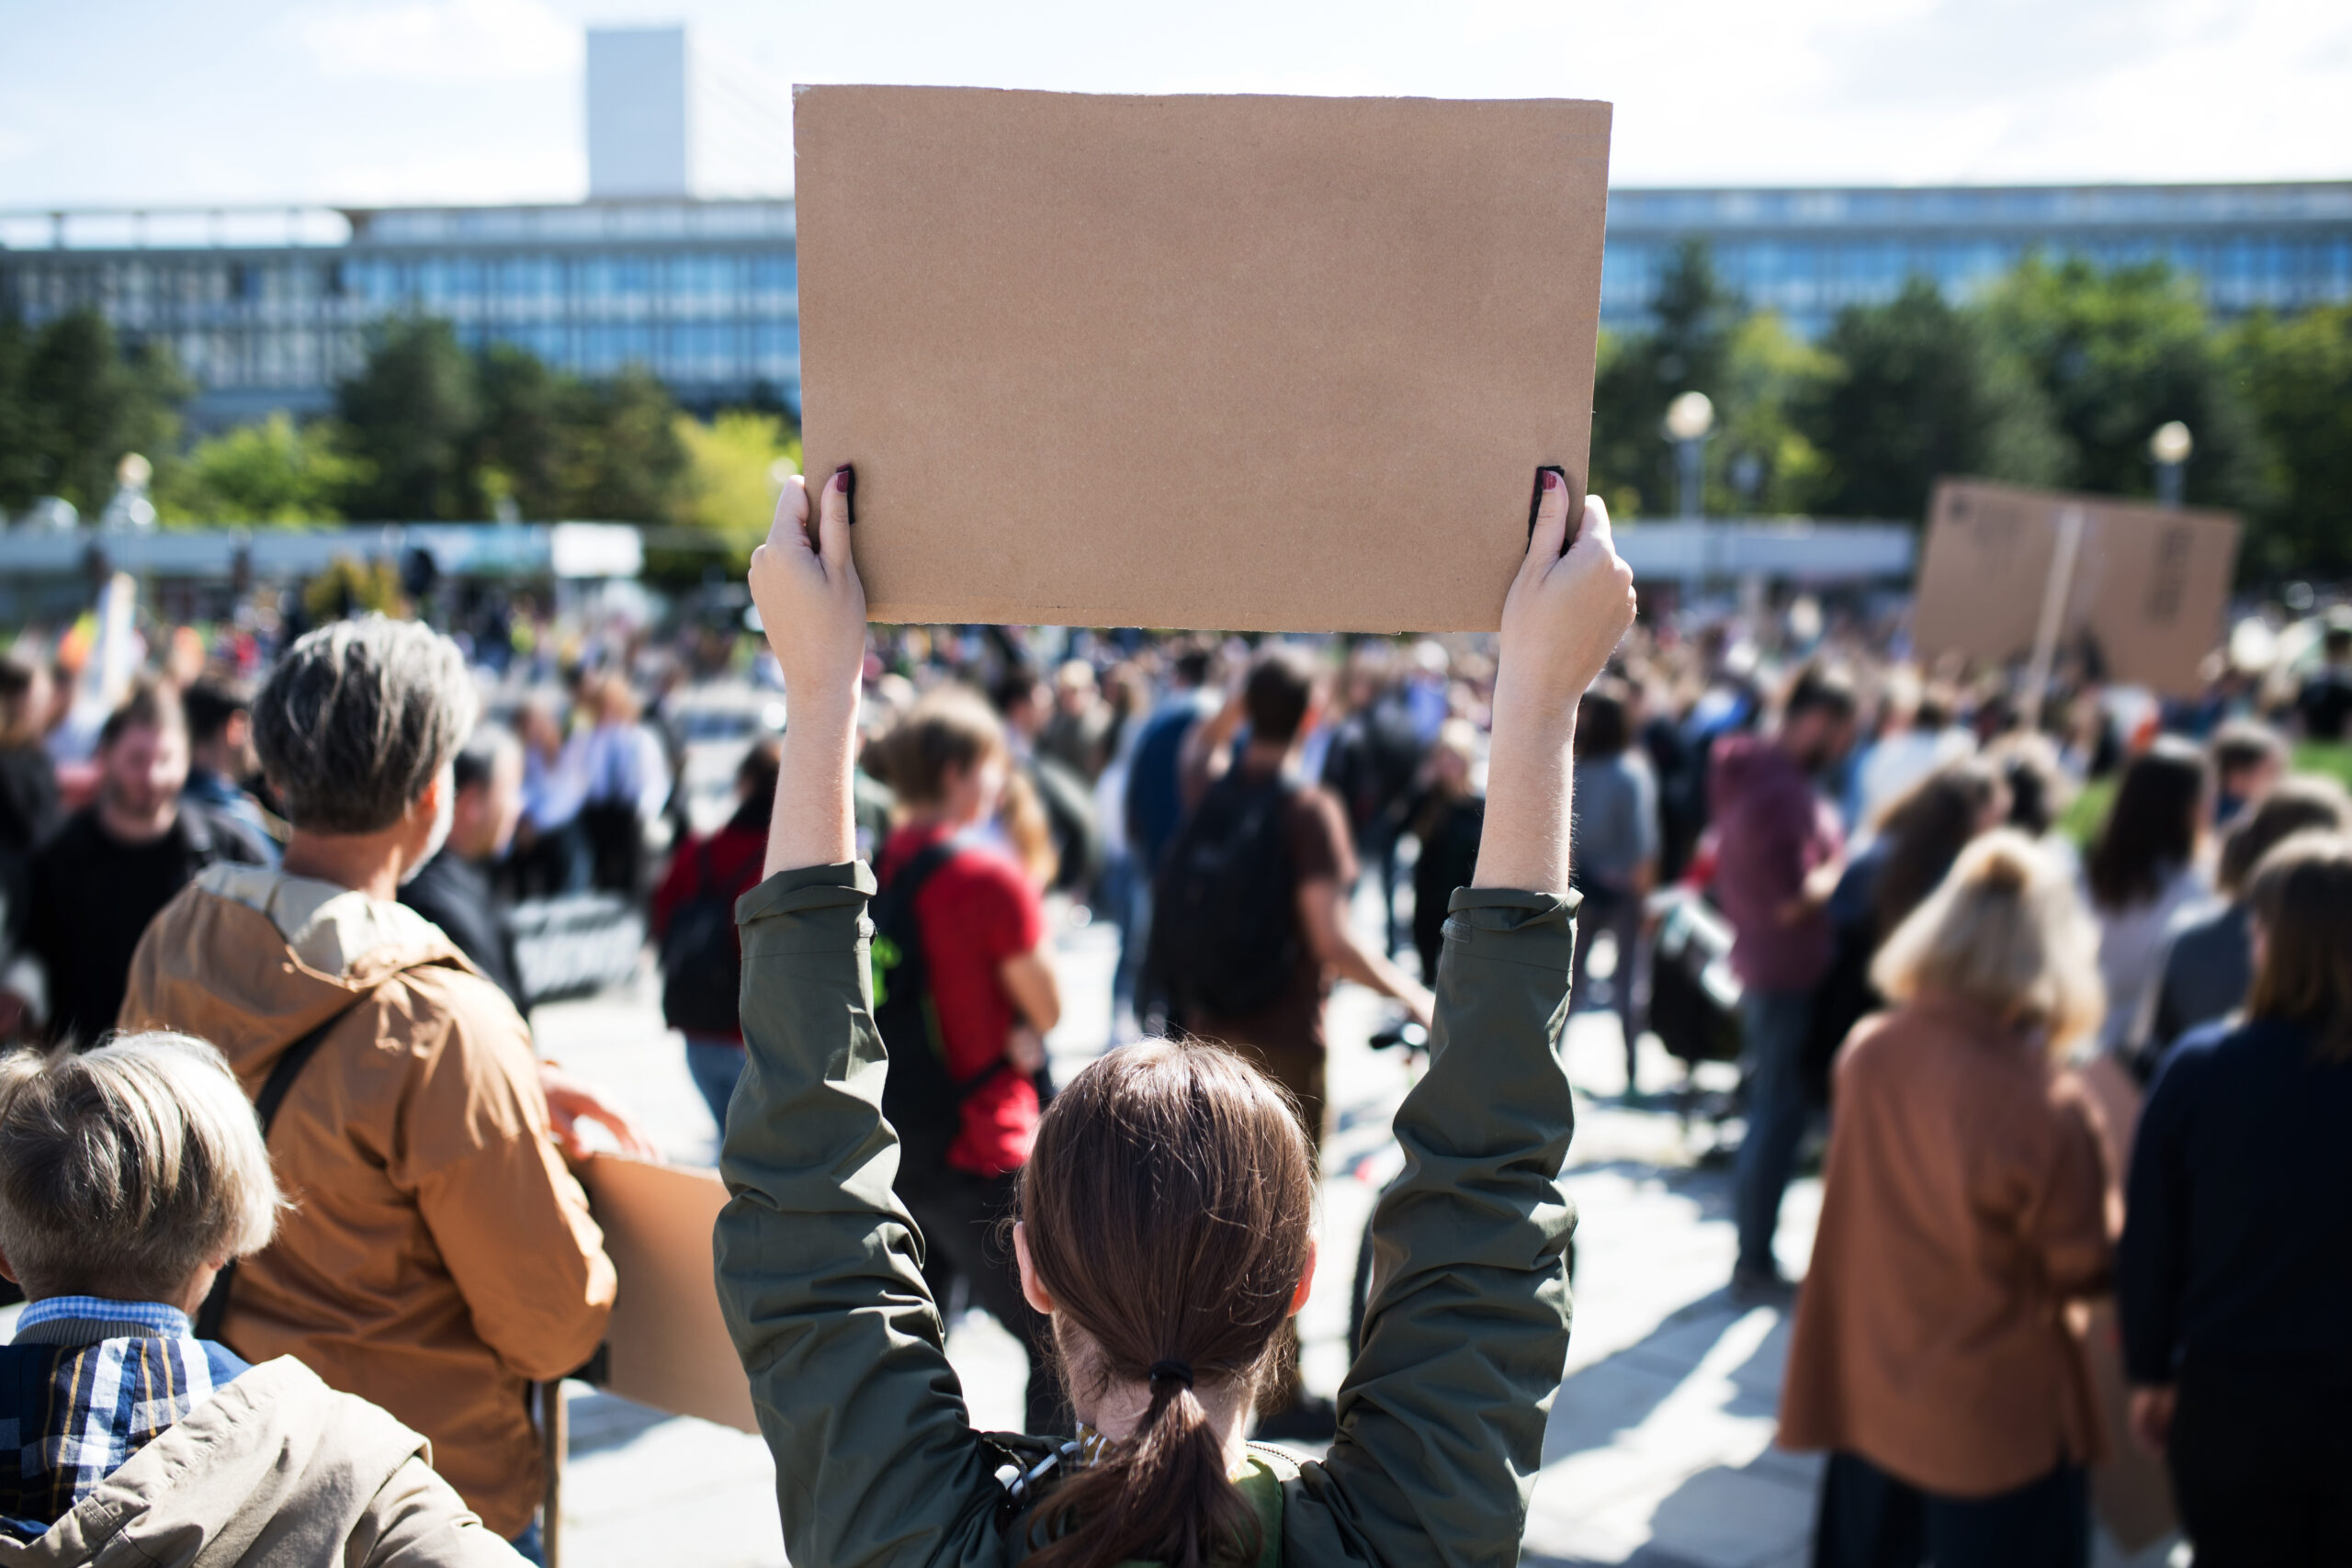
[750,466,866,716]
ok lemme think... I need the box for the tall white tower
[586,26,689,199]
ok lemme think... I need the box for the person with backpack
[1157,638,1438,1431]
[867,684,1065,1437]
[652,739,783,1130]
[718,462,1634,1568]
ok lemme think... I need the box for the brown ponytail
[1018,1040,1315,1568]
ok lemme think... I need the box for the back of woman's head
[2244,831,2352,1062]
[2216,776,2351,897]
[1574,678,1632,760]
[1869,757,2007,941]
[1018,1039,1315,1568]
[2086,738,2209,910]
[1872,829,2105,1052]
[871,685,1006,808]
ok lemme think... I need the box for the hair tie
[1148,1359,1194,1392]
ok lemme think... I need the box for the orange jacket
[119,864,615,1539]
[1778,995,2112,1497]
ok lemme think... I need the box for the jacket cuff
[1443,885,1581,968]
[735,862,876,927]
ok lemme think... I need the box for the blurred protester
[2144,776,2351,1065]
[2292,615,2352,742]
[15,682,271,1046]
[2205,717,2287,829]
[0,1032,522,1565]
[2120,832,2352,1564]
[399,725,529,1011]
[1161,646,1432,1439]
[653,739,782,1130]
[181,678,279,863]
[1710,666,1857,1294]
[1781,830,2109,1568]
[1568,680,1657,1088]
[510,698,589,898]
[0,659,60,984]
[1406,718,1487,988]
[1037,659,1110,781]
[577,675,670,897]
[868,687,1064,1436]
[2082,739,2211,1058]
[117,617,643,1557]
[1087,663,1154,1039]
[1809,758,2010,1106]
[1119,642,1219,1028]
[1849,673,1971,831]
[991,664,1100,899]
[1319,648,1428,958]
[1990,733,2076,842]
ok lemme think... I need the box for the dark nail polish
[1542,468,1564,491]
[833,463,854,498]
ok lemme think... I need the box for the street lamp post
[1663,391,1715,589]
[2150,421,2193,510]
[1664,391,1714,520]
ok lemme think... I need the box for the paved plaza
[527,891,2183,1568]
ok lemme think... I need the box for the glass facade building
[4,181,2346,425]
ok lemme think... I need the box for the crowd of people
[0,472,2346,1564]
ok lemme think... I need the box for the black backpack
[660,842,742,1036]
[872,841,1008,1191]
[1149,770,1304,1021]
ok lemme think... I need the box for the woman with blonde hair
[1780,830,2110,1568]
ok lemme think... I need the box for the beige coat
[1779,995,2113,1497]
[0,1356,521,1568]
[119,865,614,1539]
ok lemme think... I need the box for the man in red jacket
[1708,666,1856,1296]
[654,739,782,1128]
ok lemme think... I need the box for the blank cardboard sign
[580,1155,756,1433]
[794,85,1613,631]
[1914,479,2240,696]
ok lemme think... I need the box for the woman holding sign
[715,464,1634,1568]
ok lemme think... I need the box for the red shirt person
[652,740,781,1130]
[867,684,1065,1434]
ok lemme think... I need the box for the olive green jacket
[714,863,1578,1568]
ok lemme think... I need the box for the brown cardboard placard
[580,1155,756,1433]
[1914,478,2240,696]
[794,85,1613,632]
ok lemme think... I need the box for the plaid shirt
[1,1297,248,1538]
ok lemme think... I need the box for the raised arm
[1296,477,1634,1565]
[716,468,1012,1568]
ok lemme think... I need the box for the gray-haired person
[117,616,652,1561]
[0,1032,523,1565]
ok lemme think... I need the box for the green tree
[1978,254,2266,513]
[0,312,37,513]
[156,412,356,525]
[2230,304,2352,580]
[11,310,188,513]
[1804,279,2066,521]
[470,343,569,519]
[1589,241,1742,517]
[675,411,799,552]
[555,367,688,524]
[1712,312,1835,515]
[334,317,481,519]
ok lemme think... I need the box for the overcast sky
[3,0,2346,209]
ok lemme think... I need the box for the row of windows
[143,319,803,389]
[1610,185,2352,231]
[344,251,797,308]
[1600,233,2352,316]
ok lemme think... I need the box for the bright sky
[2,0,2346,209]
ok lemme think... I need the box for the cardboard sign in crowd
[794,85,1614,633]
[1913,478,2241,697]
